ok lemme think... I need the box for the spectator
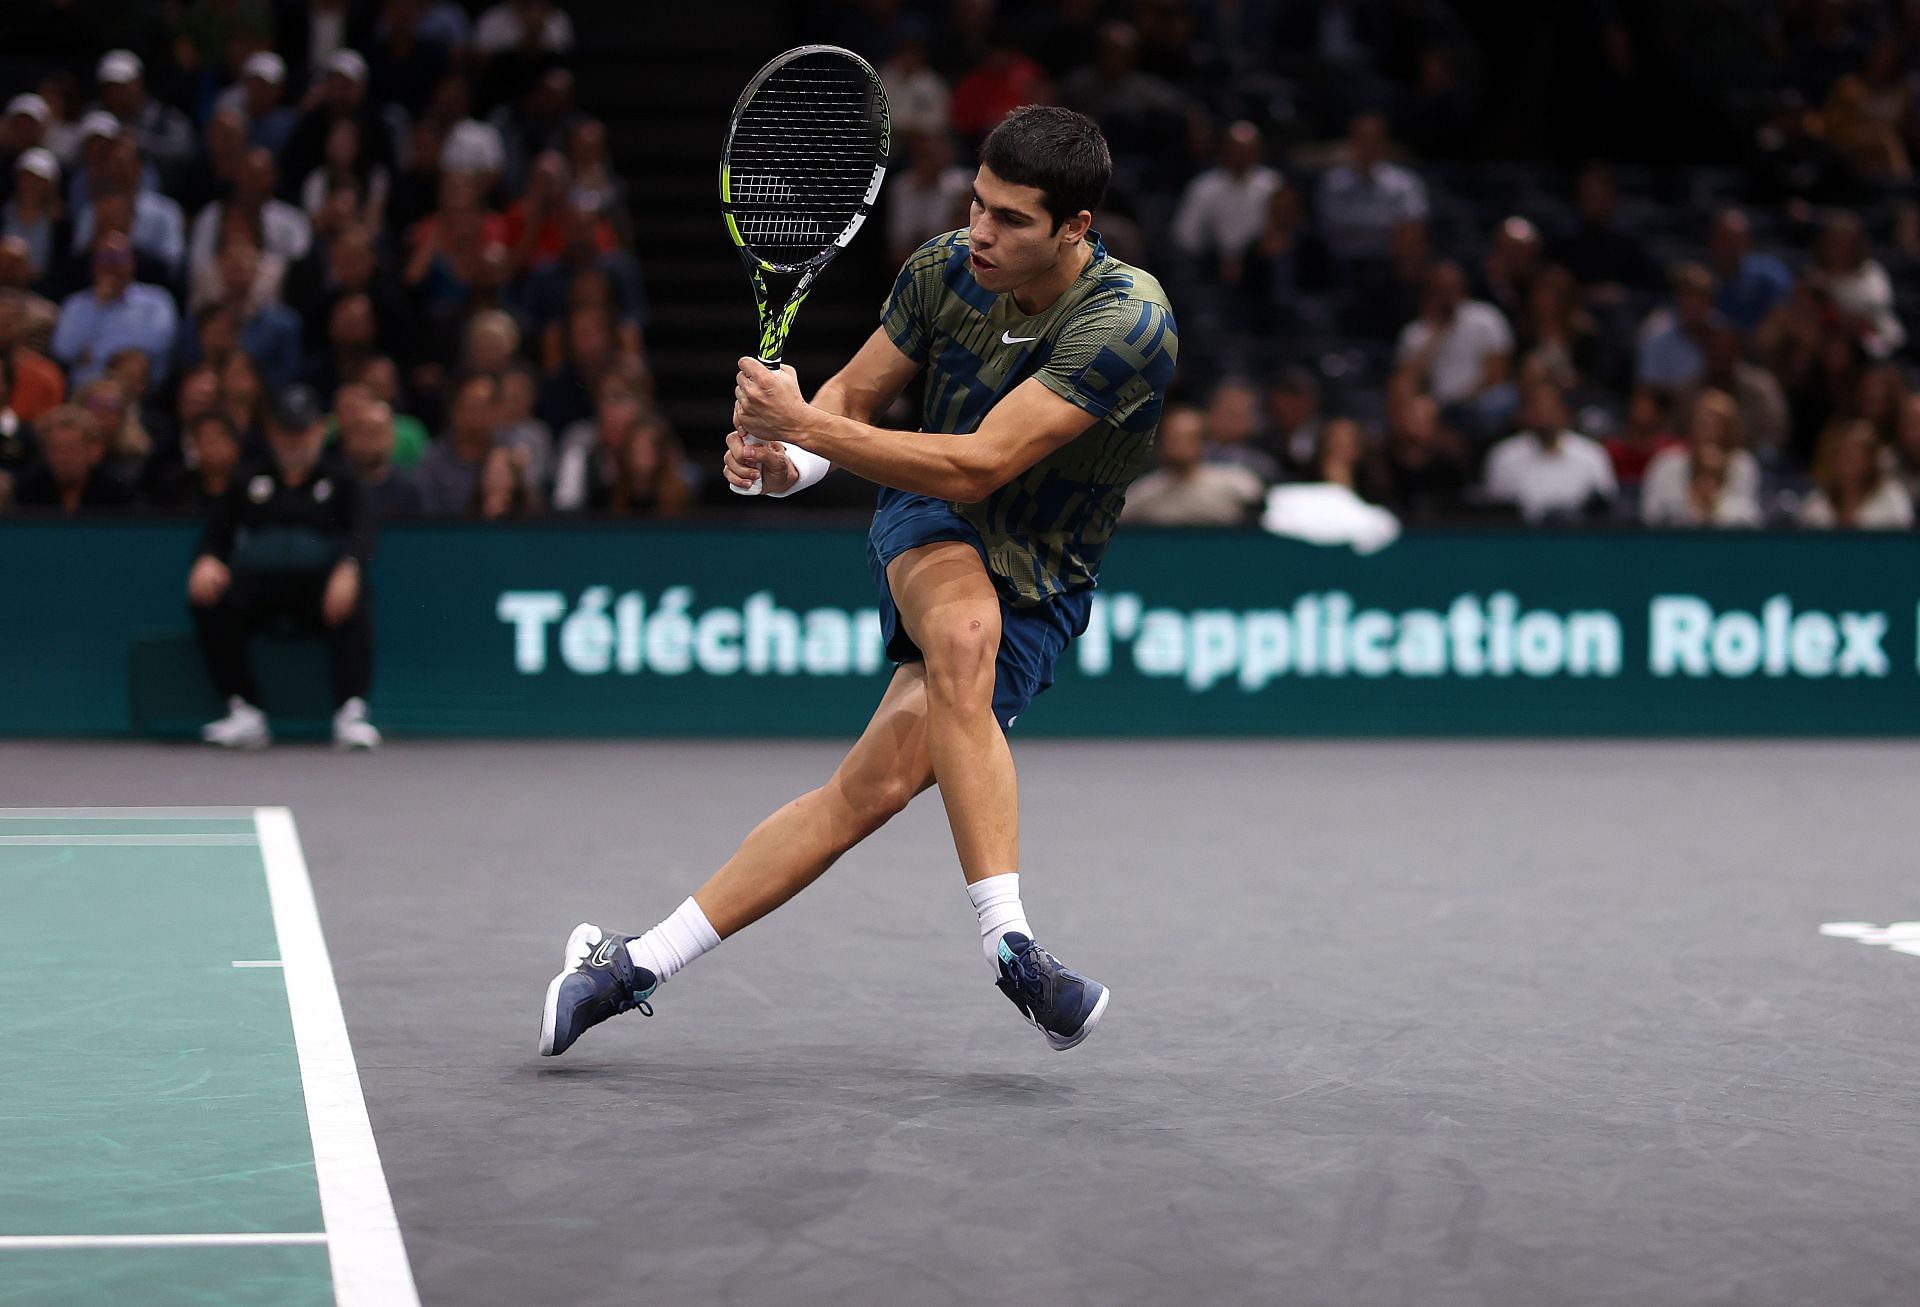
[492,68,580,196]
[1265,367,1323,480]
[1550,163,1657,302]
[334,380,426,471]
[1312,417,1370,492]
[523,190,646,363]
[93,50,195,189]
[1122,403,1263,525]
[474,0,574,57]
[187,148,311,296]
[551,370,650,511]
[1365,390,1470,522]
[604,408,693,517]
[300,118,391,228]
[298,223,410,360]
[281,51,396,199]
[1394,260,1515,438]
[220,349,267,443]
[565,118,629,244]
[1482,379,1616,523]
[1641,389,1762,527]
[75,136,185,279]
[178,106,250,218]
[1797,419,1914,528]
[503,150,574,272]
[1171,121,1282,289]
[537,302,623,433]
[369,0,454,121]
[953,40,1050,146]
[1822,32,1911,180]
[881,38,951,142]
[1315,111,1429,266]
[233,53,298,155]
[474,443,537,519]
[1806,210,1904,358]
[1636,263,1719,391]
[211,236,304,389]
[338,393,425,519]
[1670,442,1760,528]
[1690,323,1789,459]
[416,370,498,513]
[0,289,63,420]
[51,232,176,391]
[1478,216,1544,327]
[1603,386,1684,490]
[146,410,243,512]
[1201,377,1280,484]
[78,371,148,481]
[0,94,50,192]
[139,361,221,492]
[350,357,433,460]
[10,402,131,512]
[1707,208,1792,335]
[4,149,65,281]
[303,290,380,400]
[887,131,972,267]
[1517,264,1597,393]
[188,384,381,751]
[488,360,550,487]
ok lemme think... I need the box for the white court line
[0,1233,327,1250]
[0,834,259,846]
[0,807,257,820]
[255,808,419,1307]
[232,960,285,968]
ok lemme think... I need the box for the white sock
[626,896,720,984]
[967,873,1033,973]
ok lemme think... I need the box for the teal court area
[0,808,415,1307]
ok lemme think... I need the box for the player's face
[966,166,1079,294]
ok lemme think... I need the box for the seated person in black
[187,384,382,750]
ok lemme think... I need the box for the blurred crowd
[7,0,1920,534]
[850,0,1920,531]
[0,0,692,524]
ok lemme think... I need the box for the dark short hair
[979,105,1110,232]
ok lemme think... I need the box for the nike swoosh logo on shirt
[1001,331,1038,344]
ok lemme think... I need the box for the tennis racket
[721,44,890,494]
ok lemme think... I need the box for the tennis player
[540,105,1178,1057]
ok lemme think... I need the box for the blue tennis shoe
[994,933,1109,1051]
[538,923,658,1057]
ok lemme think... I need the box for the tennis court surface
[3,738,1918,1307]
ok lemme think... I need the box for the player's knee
[921,613,999,699]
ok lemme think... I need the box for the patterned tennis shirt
[879,228,1179,606]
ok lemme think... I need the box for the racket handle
[729,432,767,496]
[728,357,782,496]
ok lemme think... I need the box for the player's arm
[724,328,920,494]
[740,371,1095,502]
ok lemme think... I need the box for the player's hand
[733,359,809,441]
[187,555,230,607]
[724,430,799,496]
[323,561,360,627]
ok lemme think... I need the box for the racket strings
[727,59,885,265]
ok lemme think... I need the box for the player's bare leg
[539,665,937,1055]
[884,539,1108,1050]
[691,662,936,936]
[884,540,1019,885]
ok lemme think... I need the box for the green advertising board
[4,519,1919,736]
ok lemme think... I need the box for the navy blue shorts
[867,493,1092,730]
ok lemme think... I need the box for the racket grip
[729,359,780,495]
[729,432,768,496]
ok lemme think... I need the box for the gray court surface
[5,738,1919,1307]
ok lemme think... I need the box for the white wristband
[765,443,831,498]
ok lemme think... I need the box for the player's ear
[1059,211,1093,245]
